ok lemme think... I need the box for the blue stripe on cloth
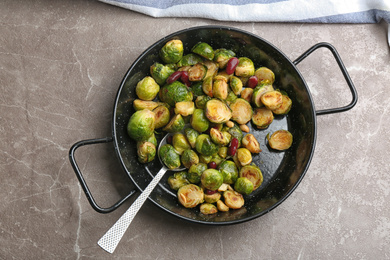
[298,9,390,23]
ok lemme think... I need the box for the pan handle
[69,137,137,213]
[293,42,358,116]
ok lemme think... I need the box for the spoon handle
[97,166,168,253]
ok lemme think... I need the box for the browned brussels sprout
[160,39,184,64]
[213,48,236,68]
[205,99,232,124]
[174,101,195,116]
[135,76,160,101]
[204,192,221,203]
[230,98,253,125]
[184,127,199,148]
[240,87,253,103]
[153,105,170,129]
[234,177,254,195]
[242,134,262,154]
[212,75,228,100]
[150,62,175,85]
[260,90,283,110]
[252,107,274,129]
[209,128,231,146]
[252,83,274,107]
[172,133,191,155]
[201,169,224,191]
[191,108,210,132]
[203,60,219,79]
[267,130,293,150]
[200,203,218,215]
[181,149,199,169]
[229,76,243,95]
[236,148,252,166]
[235,57,255,77]
[168,171,190,190]
[218,160,238,185]
[192,42,214,60]
[272,93,292,115]
[163,114,185,133]
[133,99,160,111]
[177,53,204,67]
[195,134,219,156]
[187,163,208,184]
[188,63,208,81]
[217,200,230,212]
[137,141,156,163]
[223,190,244,209]
[202,76,213,97]
[239,165,263,190]
[177,184,204,208]
[127,109,155,141]
[254,67,275,84]
[159,81,193,107]
[159,144,181,170]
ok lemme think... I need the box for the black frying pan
[69,26,357,225]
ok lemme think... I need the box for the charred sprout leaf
[236,148,252,166]
[135,76,160,101]
[239,165,263,190]
[187,163,208,184]
[254,67,275,84]
[150,62,175,85]
[133,99,159,111]
[200,203,218,215]
[163,114,185,133]
[201,169,224,190]
[184,127,199,149]
[177,53,203,67]
[188,63,208,81]
[127,109,155,141]
[252,107,274,129]
[268,130,293,150]
[212,76,228,100]
[137,141,156,163]
[174,101,195,116]
[235,57,255,77]
[192,42,214,60]
[252,83,274,107]
[272,94,292,115]
[230,98,253,125]
[177,184,204,208]
[205,99,232,124]
[242,134,262,153]
[195,134,219,156]
[159,81,193,107]
[213,48,236,68]
[234,177,254,195]
[218,160,239,185]
[153,105,170,129]
[260,90,283,110]
[229,76,243,95]
[168,171,190,190]
[172,133,191,155]
[159,144,181,169]
[223,190,244,209]
[160,39,184,64]
[181,149,199,169]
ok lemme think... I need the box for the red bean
[226,57,239,75]
[166,71,183,84]
[247,75,258,89]
[205,189,217,195]
[228,138,239,156]
[208,161,217,169]
[180,71,191,87]
[167,135,173,144]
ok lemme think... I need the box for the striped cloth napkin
[99,0,390,44]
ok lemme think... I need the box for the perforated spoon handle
[97,166,168,253]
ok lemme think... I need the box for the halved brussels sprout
[242,134,262,154]
[234,177,254,195]
[195,134,219,156]
[160,39,184,64]
[267,130,293,150]
[235,57,255,77]
[190,108,210,133]
[163,114,185,133]
[205,99,232,124]
[200,203,218,215]
[230,98,253,125]
[252,108,274,129]
[177,53,204,67]
[177,184,204,208]
[210,128,230,146]
[153,105,170,129]
[252,83,274,107]
[188,63,207,81]
[201,169,223,190]
[223,190,244,209]
[159,144,181,169]
[181,149,199,169]
[272,94,292,115]
[216,71,232,81]
[260,90,283,110]
[213,48,236,68]
[195,95,212,109]
[229,76,243,95]
[133,99,159,111]
[218,160,238,185]
[159,81,193,107]
[135,76,160,101]
[172,133,191,155]
[254,67,275,84]
[203,60,219,79]
[204,192,221,204]
[184,127,199,148]
[240,88,253,103]
[150,62,175,85]
[187,163,207,184]
[199,154,212,164]
[239,165,263,190]
[218,146,228,158]
[191,81,204,97]
[217,200,230,212]
[168,171,190,190]
[136,141,156,163]
[192,42,214,60]
[127,109,155,141]
[236,148,252,166]
[225,123,243,146]
[174,101,195,116]
[212,76,228,100]
[202,76,213,97]
[225,91,238,105]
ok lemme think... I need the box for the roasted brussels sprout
[150,62,175,85]
[267,130,293,150]
[136,76,160,101]
[252,108,274,129]
[218,146,228,158]
[145,133,157,147]
[184,127,199,148]
[217,200,230,212]
[254,67,275,84]
[204,191,221,203]
[177,53,204,67]
[234,177,254,195]
[195,134,219,156]
[252,83,274,107]
[218,160,238,184]
[213,48,236,68]
[240,87,253,103]
[212,76,228,100]
[159,81,193,107]
[190,108,210,132]
[195,95,212,109]
[210,153,224,167]
[242,134,261,153]
[225,123,243,146]
[210,128,230,146]
[181,149,199,169]
[223,190,244,209]
[127,109,155,141]
[239,165,263,190]
[168,171,190,190]
[153,105,170,129]
[172,133,191,155]
[201,169,224,190]
[229,76,243,95]
[200,203,218,215]
[192,42,214,60]
[199,154,212,164]
[191,81,204,97]
[236,148,252,166]
[160,39,184,64]
[187,163,208,184]
[159,144,181,169]
[260,90,283,110]
[272,93,292,115]
[133,99,159,111]
[205,99,232,124]
[225,91,238,105]
[202,76,213,97]
[188,63,208,82]
[174,101,195,116]
[177,184,204,208]
[235,57,255,77]
[203,60,219,79]
[230,98,253,125]
[163,114,185,133]
[136,141,156,163]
